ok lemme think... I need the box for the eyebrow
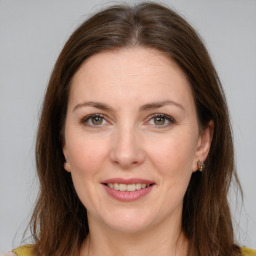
[73,101,114,112]
[73,100,184,112]
[139,100,185,111]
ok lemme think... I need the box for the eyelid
[81,113,110,127]
[146,113,176,128]
[80,113,175,129]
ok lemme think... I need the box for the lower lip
[103,185,154,202]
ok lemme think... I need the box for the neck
[80,213,188,256]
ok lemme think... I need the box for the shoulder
[10,245,34,256]
[241,247,256,256]
[4,245,256,256]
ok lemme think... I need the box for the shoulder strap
[241,247,256,256]
[12,245,33,256]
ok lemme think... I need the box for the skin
[63,47,213,256]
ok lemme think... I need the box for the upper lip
[101,178,155,185]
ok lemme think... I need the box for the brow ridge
[73,101,114,112]
[73,100,184,112]
[139,100,184,111]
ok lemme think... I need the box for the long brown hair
[31,2,242,255]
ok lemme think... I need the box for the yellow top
[12,245,33,256]
[241,247,256,256]
[12,245,256,256]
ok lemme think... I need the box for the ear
[192,120,214,172]
[62,137,71,173]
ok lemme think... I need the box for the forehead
[69,47,194,109]
[72,47,187,84]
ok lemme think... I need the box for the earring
[197,161,205,172]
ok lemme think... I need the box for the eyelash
[81,114,107,128]
[146,114,175,128]
[80,113,175,128]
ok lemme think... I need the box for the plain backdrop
[0,0,255,252]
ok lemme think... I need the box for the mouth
[104,183,153,192]
[101,178,155,202]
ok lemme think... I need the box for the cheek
[68,137,108,175]
[66,136,109,210]
[149,132,197,175]
[149,132,197,207]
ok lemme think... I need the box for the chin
[96,208,158,234]
[106,220,151,234]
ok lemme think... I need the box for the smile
[101,178,155,202]
[106,183,151,192]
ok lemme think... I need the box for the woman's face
[63,47,212,234]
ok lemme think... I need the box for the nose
[110,125,145,169]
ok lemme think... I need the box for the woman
[8,2,256,256]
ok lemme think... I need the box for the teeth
[114,183,119,190]
[120,184,126,191]
[135,184,142,190]
[127,184,135,191]
[107,183,150,192]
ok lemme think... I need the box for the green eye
[81,114,106,127]
[148,114,175,128]
[91,116,104,125]
[153,116,166,125]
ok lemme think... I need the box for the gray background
[0,0,255,252]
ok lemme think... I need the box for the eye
[153,116,166,125]
[81,114,107,127]
[147,114,175,128]
[91,115,104,125]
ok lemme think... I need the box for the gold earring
[197,161,205,172]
